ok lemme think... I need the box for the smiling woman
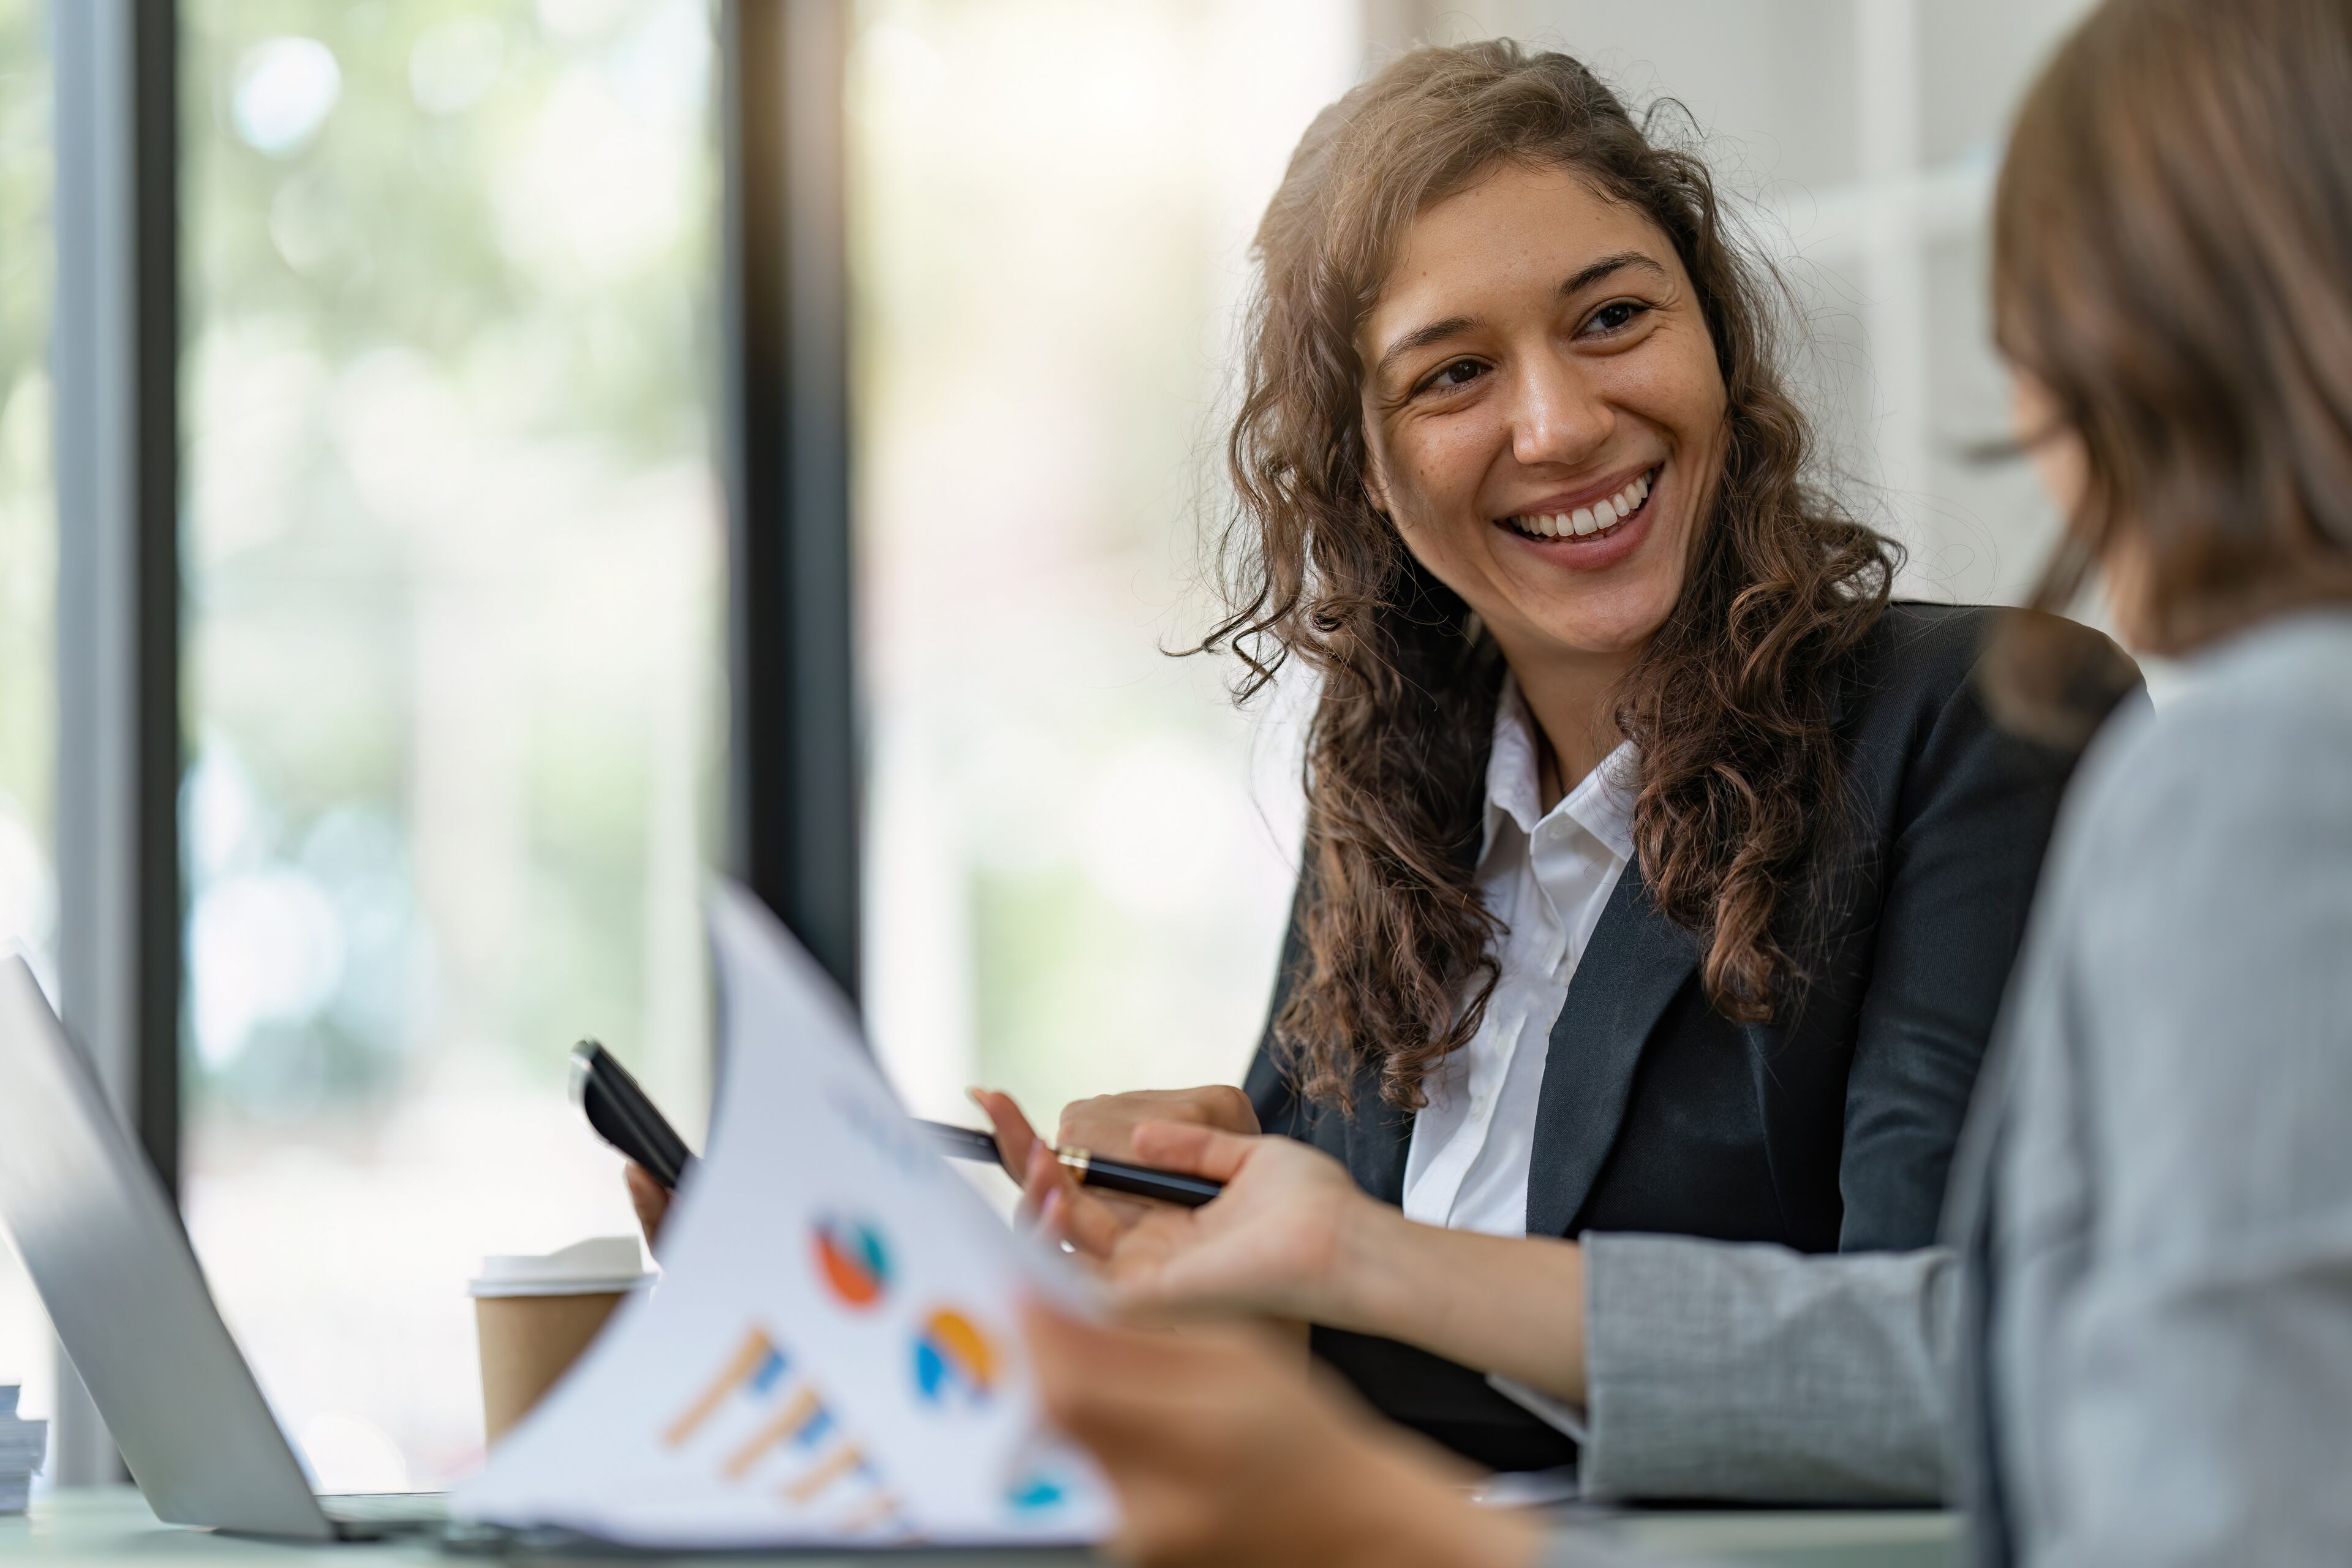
[1208,63,1924,1122]
[985,41,2146,1487]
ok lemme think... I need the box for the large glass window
[180,0,723,1489]
[853,0,1360,1125]
[0,0,56,1449]
[0,0,56,1457]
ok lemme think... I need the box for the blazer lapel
[1523,862,1700,1237]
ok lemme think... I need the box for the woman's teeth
[1507,469,1653,540]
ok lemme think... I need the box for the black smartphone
[568,1039,696,1190]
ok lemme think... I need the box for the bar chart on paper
[453,886,1114,1548]
[662,1327,904,1539]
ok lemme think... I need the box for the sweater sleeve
[1577,1232,1959,1503]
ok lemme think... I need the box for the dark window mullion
[721,0,860,1003]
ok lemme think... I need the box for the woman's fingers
[1023,1301,1539,1568]
[1026,1303,1242,1438]
[1055,1085,1259,1162]
[972,1091,1158,1254]
[1024,1299,1174,1400]
[1020,1139,1086,1235]
[1098,1229,1189,1314]
[968,1087,1044,1181]
[1088,1135,1365,1324]
[1011,1137,1060,1230]
[624,1163,670,1251]
[1128,1120,1261,1183]
[1042,1180,1135,1259]
[1020,1141,1129,1257]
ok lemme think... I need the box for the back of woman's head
[1997,0,2352,653]
[1213,42,1893,1110]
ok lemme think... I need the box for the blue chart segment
[1001,1433,1088,1523]
[1008,1473,1067,1512]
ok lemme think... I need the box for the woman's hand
[1055,1085,1259,1163]
[1031,1120,1594,1407]
[993,1099,1593,1408]
[970,1088,1158,1243]
[625,1163,669,1253]
[1023,1302,1540,1568]
[971,1084,1262,1244]
[986,1093,1381,1327]
[1055,1122,1385,1327]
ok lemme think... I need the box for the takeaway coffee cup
[470,1236,649,1445]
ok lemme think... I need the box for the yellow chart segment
[723,1387,821,1479]
[780,1442,866,1504]
[832,1491,905,1536]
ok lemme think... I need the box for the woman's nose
[1506,358,1611,470]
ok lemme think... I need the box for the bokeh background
[0,0,2099,1492]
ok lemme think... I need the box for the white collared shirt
[1398,676,1637,1238]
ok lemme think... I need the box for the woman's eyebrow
[1372,253,1671,382]
[1373,314,1479,383]
[1559,251,1667,298]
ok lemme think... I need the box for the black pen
[566,1039,1224,1207]
[920,1120,1224,1208]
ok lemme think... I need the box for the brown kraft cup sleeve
[474,1291,627,1446]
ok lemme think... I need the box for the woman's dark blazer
[1242,602,2143,1472]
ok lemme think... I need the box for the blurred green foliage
[184,0,709,456]
[181,0,723,1125]
[0,0,55,900]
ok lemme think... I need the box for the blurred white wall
[853,0,1357,1126]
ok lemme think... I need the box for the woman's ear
[2007,366,2089,523]
[1362,441,1394,519]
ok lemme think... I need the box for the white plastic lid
[468,1236,649,1298]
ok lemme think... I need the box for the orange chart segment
[665,1330,787,1449]
[811,1216,892,1310]
[722,1387,820,1479]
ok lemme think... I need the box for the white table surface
[0,1487,1956,1567]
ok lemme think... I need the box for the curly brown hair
[1202,42,1898,1112]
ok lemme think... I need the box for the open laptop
[0,957,445,1539]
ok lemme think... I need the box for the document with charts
[453,884,1115,1547]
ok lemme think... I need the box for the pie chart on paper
[812,1216,892,1310]
[912,1308,998,1408]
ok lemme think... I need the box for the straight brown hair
[1993,0,2352,688]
